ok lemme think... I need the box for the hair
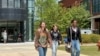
[51,24,59,32]
[39,21,46,32]
[71,19,78,23]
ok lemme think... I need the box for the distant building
[59,0,82,8]
[82,0,100,34]
[0,0,34,42]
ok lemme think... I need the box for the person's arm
[34,30,40,49]
[67,27,71,43]
[50,31,53,40]
[78,28,82,43]
[47,30,52,47]
[58,32,62,41]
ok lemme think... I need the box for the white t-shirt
[2,32,7,40]
[72,27,77,32]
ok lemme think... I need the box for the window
[28,0,34,7]
[20,0,27,8]
[0,0,1,8]
[28,8,33,14]
[98,0,100,13]
[20,0,24,8]
[92,0,100,14]
[15,0,20,8]
[8,0,14,8]
[28,0,34,16]
[23,0,27,8]
[2,0,7,8]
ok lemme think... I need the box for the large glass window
[8,0,14,8]
[20,0,24,8]
[20,0,27,8]
[0,0,1,8]
[23,0,27,8]
[28,8,33,14]
[15,0,20,8]
[92,0,100,14]
[2,0,7,8]
[28,0,34,7]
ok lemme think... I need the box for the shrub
[81,34,100,43]
[82,34,92,43]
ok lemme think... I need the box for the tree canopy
[35,0,90,33]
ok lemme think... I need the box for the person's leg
[4,39,6,43]
[55,41,58,56]
[75,40,80,56]
[4,38,7,43]
[15,36,17,42]
[43,47,47,56]
[38,47,44,56]
[71,40,75,56]
[52,40,56,56]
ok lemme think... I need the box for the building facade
[89,0,100,34]
[59,0,82,8]
[83,0,100,34]
[0,0,34,42]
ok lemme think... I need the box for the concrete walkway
[0,42,87,56]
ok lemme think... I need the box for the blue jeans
[52,40,58,56]
[71,40,80,56]
[38,47,47,56]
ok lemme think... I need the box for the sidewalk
[60,43,96,47]
[0,42,87,56]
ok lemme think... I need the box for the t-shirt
[53,32,58,39]
[38,32,47,47]
[39,35,47,46]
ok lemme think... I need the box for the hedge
[82,34,100,43]
[62,34,100,43]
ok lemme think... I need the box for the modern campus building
[86,0,100,34]
[0,0,34,42]
[60,0,100,34]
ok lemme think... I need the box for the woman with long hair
[34,21,52,56]
[50,25,62,56]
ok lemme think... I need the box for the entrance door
[0,21,24,43]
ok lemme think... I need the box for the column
[91,18,95,32]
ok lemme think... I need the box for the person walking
[34,21,52,56]
[14,30,18,42]
[50,25,62,56]
[2,29,7,43]
[67,19,82,56]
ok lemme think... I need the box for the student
[34,21,52,56]
[50,25,62,56]
[67,19,82,56]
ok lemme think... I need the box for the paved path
[0,42,88,56]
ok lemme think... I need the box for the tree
[35,0,90,33]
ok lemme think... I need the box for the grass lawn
[58,46,100,56]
